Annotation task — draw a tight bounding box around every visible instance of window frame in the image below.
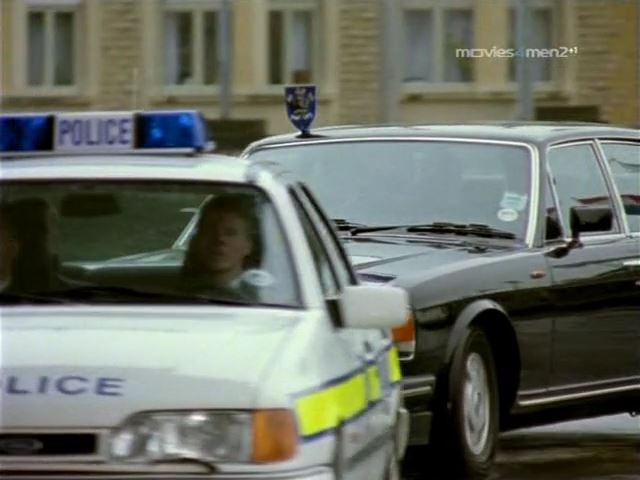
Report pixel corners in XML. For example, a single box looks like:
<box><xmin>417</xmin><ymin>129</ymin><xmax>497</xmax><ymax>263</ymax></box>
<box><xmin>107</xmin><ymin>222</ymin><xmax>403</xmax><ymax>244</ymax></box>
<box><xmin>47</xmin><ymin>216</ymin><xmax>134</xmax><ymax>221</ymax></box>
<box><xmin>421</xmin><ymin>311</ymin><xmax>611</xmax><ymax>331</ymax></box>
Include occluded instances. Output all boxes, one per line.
<box><xmin>14</xmin><ymin>0</ymin><xmax>83</xmax><ymax>96</ymax></box>
<box><xmin>542</xmin><ymin>171</ymin><xmax>565</xmax><ymax>243</ymax></box>
<box><xmin>288</xmin><ymin>186</ymin><xmax>342</xmax><ymax>300</ymax></box>
<box><xmin>297</xmin><ymin>182</ymin><xmax>357</xmax><ymax>287</ymax></box>
<box><xmin>266</xmin><ymin>0</ymin><xmax>321</xmax><ymax>88</ymax></box>
<box><xmin>595</xmin><ymin>139</ymin><xmax>640</xmax><ymax>236</ymax></box>
<box><xmin>401</xmin><ymin>0</ymin><xmax>475</xmax><ymax>88</ymax></box>
<box><xmin>505</xmin><ymin>0</ymin><xmax>562</xmax><ymax>88</ymax></box>
<box><xmin>160</xmin><ymin>0</ymin><xmax>224</xmax><ymax>94</ymax></box>
<box><xmin>546</xmin><ymin>141</ymin><xmax>625</xmax><ymax>241</ymax></box>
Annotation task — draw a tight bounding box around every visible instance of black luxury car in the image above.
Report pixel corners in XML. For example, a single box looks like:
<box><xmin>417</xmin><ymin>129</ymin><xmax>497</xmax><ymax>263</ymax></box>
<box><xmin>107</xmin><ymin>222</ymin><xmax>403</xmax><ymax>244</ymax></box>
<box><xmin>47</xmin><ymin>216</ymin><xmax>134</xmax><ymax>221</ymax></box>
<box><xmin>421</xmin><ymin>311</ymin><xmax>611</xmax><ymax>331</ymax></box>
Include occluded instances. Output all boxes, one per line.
<box><xmin>243</xmin><ymin>123</ymin><xmax>640</xmax><ymax>479</ymax></box>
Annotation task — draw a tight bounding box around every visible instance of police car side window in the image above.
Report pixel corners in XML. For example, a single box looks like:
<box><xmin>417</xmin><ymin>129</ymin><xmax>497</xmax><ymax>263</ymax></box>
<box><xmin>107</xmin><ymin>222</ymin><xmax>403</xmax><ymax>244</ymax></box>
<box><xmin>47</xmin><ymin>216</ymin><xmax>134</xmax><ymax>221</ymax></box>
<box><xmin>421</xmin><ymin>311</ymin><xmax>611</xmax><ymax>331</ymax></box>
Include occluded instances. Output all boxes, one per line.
<box><xmin>290</xmin><ymin>192</ymin><xmax>340</xmax><ymax>298</ymax></box>
<box><xmin>297</xmin><ymin>183</ymin><xmax>356</xmax><ymax>287</ymax></box>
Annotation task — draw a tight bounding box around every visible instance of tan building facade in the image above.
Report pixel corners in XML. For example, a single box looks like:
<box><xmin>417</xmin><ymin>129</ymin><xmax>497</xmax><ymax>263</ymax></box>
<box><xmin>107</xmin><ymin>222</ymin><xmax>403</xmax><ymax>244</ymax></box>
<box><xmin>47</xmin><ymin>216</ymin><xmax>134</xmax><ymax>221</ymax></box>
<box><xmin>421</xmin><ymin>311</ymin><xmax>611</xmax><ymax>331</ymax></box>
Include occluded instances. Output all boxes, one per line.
<box><xmin>1</xmin><ymin>0</ymin><xmax>638</xmax><ymax>138</ymax></box>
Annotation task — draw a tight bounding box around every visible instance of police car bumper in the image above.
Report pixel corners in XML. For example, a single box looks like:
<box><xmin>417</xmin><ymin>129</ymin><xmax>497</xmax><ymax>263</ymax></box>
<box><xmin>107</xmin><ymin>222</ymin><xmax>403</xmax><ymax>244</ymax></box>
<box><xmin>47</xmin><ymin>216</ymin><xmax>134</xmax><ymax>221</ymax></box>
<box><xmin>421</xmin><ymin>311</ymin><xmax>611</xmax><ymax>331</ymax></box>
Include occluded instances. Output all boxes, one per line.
<box><xmin>0</xmin><ymin>466</ymin><xmax>335</xmax><ymax>480</ymax></box>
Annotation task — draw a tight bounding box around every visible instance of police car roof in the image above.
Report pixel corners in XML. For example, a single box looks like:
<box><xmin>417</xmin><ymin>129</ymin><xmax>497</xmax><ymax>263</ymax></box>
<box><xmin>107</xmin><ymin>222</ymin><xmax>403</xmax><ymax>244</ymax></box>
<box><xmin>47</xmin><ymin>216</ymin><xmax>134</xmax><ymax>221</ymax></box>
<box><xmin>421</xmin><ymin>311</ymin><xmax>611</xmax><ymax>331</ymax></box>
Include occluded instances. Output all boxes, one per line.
<box><xmin>0</xmin><ymin>154</ymin><xmax>255</xmax><ymax>183</ymax></box>
<box><xmin>248</xmin><ymin>122</ymin><xmax>640</xmax><ymax>151</ymax></box>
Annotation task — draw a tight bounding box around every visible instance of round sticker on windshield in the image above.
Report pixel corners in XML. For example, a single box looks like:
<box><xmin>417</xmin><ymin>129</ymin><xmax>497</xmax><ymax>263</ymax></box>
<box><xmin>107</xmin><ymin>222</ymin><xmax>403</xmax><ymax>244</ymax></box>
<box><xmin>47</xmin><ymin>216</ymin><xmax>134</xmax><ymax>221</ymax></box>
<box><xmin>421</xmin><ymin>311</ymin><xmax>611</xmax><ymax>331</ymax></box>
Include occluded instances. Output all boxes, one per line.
<box><xmin>242</xmin><ymin>269</ymin><xmax>275</xmax><ymax>287</ymax></box>
<box><xmin>500</xmin><ymin>192</ymin><xmax>529</xmax><ymax>211</ymax></box>
<box><xmin>497</xmin><ymin>208</ymin><xmax>518</xmax><ymax>222</ymax></box>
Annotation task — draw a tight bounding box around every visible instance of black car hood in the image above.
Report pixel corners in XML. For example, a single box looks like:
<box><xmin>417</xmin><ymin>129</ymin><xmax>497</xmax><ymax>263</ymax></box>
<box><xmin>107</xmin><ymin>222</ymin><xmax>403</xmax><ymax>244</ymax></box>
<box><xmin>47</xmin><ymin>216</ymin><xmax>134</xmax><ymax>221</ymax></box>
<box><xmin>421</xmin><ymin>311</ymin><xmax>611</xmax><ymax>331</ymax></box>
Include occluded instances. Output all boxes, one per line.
<box><xmin>344</xmin><ymin>234</ymin><xmax>519</xmax><ymax>287</ymax></box>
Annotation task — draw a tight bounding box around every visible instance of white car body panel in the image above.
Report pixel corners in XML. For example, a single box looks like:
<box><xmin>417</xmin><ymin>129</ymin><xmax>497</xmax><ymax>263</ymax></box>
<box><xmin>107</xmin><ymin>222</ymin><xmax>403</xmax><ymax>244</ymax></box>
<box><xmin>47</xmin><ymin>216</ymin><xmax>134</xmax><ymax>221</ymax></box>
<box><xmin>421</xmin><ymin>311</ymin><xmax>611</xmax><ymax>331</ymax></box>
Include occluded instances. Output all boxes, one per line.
<box><xmin>0</xmin><ymin>151</ymin><xmax>405</xmax><ymax>480</ymax></box>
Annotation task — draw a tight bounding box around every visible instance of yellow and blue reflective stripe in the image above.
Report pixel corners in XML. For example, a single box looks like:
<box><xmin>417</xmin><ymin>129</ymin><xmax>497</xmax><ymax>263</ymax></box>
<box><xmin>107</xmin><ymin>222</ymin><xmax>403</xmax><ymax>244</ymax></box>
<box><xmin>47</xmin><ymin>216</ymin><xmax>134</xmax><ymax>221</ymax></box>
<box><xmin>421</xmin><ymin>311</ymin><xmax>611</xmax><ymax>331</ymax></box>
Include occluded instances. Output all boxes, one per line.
<box><xmin>366</xmin><ymin>364</ymin><xmax>382</xmax><ymax>402</ymax></box>
<box><xmin>389</xmin><ymin>345</ymin><xmax>402</xmax><ymax>383</ymax></box>
<box><xmin>293</xmin><ymin>343</ymin><xmax>402</xmax><ymax>441</ymax></box>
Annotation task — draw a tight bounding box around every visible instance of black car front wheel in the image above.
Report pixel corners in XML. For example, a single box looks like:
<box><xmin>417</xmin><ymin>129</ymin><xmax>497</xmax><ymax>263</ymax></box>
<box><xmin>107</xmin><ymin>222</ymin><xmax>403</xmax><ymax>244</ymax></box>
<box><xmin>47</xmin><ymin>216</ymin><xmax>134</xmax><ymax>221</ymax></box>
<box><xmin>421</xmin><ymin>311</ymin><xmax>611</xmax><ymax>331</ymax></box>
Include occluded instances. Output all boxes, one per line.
<box><xmin>430</xmin><ymin>326</ymin><xmax>500</xmax><ymax>479</ymax></box>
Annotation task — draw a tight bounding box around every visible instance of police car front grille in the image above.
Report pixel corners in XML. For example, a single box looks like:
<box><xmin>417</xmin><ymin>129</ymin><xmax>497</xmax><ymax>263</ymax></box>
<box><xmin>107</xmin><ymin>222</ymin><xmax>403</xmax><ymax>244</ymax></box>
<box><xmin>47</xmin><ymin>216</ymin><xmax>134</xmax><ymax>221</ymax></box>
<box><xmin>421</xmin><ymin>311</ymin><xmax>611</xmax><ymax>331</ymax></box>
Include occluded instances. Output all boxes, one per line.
<box><xmin>0</xmin><ymin>434</ymin><xmax>97</xmax><ymax>456</ymax></box>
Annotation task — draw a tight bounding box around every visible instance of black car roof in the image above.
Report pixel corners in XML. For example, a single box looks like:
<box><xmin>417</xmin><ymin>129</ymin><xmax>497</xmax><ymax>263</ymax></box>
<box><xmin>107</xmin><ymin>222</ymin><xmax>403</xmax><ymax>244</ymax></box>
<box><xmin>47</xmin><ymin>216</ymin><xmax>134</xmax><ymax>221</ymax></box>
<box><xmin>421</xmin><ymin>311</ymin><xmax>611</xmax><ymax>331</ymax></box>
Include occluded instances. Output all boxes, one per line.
<box><xmin>248</xmin><ymin>122</ymin><xmax>640</xmax><ymax>151</ymax></box>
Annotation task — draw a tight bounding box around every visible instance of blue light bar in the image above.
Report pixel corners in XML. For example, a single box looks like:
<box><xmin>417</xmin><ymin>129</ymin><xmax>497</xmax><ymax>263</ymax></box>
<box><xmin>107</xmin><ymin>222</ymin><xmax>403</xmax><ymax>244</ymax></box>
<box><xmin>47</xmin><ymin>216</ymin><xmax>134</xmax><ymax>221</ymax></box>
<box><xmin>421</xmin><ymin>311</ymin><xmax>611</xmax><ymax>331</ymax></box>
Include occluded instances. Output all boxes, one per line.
<box><xmin>138</xmin><ymin>111</ymin><xmax>207</xmax><ymax>151</ymax></box>
<box><xmin>0</xmin><ymin>115</ymin><xmax>53</xmax><ymax>153</ymax></box>
<box><xmin>0</xmin><ymin>110</ymin><xmax>208</xmax><ymax>154</ymax></box>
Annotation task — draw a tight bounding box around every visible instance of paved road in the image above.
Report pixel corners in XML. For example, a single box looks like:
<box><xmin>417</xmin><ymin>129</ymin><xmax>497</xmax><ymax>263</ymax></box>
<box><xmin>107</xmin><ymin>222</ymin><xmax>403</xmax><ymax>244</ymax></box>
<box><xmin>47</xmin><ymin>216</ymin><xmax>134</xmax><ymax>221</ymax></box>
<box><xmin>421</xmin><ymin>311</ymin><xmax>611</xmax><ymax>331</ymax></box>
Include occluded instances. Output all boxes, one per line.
<box><xmin>403</xmin><ymin>415</ymin><xmax>640</xmax><ymax>479</ymax></box>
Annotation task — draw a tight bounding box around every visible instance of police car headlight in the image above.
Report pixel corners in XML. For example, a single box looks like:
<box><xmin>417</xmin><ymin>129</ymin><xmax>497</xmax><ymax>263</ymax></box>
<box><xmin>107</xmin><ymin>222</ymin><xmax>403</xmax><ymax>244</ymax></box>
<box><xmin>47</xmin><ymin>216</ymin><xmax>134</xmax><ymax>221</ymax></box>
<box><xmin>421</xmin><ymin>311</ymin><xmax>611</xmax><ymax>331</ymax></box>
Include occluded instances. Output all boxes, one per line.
<box><xmin>109</xmin><ymin>411</ymin><xmax>252</xmax><ymax>463</ymax></box>
<box><xmin>108</xmin><ymin>410</ymin><xmax>297</xmax><ymax>464</ymax></box>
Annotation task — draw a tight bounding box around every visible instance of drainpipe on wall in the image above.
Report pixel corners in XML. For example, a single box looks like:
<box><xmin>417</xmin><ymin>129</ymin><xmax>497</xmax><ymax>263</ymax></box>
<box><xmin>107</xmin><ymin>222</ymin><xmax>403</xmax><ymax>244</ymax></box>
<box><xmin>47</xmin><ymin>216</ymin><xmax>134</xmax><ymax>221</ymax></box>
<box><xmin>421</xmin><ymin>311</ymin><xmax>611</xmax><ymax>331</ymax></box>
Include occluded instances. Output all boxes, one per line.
<box><xmin>379</xmin><ymin>0</ymin><xmax>400</xmax><ymax>123</ymax></box>
<box><xmin>515</xmin><ymin>0</ymin><xmax>534</xmax><ymax>120</ymax></box>
<box><xmin>219</xmin><ymin>0</ymin><xmax>232</xmax><ymax>119</ymax></box>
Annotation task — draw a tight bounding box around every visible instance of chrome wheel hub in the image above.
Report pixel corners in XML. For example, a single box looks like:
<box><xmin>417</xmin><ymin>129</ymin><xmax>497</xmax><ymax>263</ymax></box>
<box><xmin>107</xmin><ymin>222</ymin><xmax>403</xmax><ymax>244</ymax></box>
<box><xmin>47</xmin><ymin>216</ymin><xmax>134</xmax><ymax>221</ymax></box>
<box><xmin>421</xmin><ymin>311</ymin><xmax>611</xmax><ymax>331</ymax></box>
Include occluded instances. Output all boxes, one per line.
<box><xmin>462</xmin><ymin>352</ymin><xmax>490</xmax><ymax>455</ymax></box>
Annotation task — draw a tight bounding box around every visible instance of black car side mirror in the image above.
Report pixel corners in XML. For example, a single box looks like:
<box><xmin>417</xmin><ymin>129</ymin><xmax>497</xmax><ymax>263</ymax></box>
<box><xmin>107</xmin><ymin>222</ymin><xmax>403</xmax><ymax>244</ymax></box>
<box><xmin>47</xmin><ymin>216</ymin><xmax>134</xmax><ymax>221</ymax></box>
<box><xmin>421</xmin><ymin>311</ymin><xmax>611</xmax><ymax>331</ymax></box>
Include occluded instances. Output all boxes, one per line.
<box><xmin>569</xmin><ymin>205</ymin><xmax>613</xmax><ymax>247</ymax></box>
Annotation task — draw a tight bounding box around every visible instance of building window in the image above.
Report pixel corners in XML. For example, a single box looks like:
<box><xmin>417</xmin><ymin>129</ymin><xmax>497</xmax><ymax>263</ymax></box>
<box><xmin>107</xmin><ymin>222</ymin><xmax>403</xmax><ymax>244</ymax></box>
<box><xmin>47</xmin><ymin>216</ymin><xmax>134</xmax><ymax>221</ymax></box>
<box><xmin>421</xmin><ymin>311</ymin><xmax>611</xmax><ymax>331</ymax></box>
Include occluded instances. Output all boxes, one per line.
<box><xmin>26</xmin><ymin>5</ymin><xmax>78</xmax><ymax>87</ymax></box>
<box><xmin>403</xmin><ymin>3</ymin><xmax>474</xmax><ymax>83</ymax></box>
<box><xmin>404</xmin><ymin>10</ymin><xmax>434</xmax><ymax>82</ymax></box>
<box><xmin>443</xmin><ymin>9</ymin><xmax>473</xmax><ymax>82</ymax></box>
<box><xmin>163</xmin><ymin>1</ymin><xmax>220</xmax><ymax>86</ymax></box>
<box><xmin>508</xmin><ymin>4</ymin><xmax>556</xmax><ymax>82</ymax></box>
<box><xmin>268</xmin><ymin>1</ymin><xmax>318</xmax><ymax>85</ymax></box>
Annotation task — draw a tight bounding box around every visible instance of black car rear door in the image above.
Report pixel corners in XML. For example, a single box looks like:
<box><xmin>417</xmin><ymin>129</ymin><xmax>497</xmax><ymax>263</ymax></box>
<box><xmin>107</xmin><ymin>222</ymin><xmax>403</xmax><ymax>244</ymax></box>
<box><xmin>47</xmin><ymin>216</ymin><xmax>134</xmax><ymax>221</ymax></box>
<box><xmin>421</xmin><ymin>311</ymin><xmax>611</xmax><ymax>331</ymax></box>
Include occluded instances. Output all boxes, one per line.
<box><xmin>545</xmin><ymin>141</ymin><xmax>640</xmax><ymax>390</ymax></box>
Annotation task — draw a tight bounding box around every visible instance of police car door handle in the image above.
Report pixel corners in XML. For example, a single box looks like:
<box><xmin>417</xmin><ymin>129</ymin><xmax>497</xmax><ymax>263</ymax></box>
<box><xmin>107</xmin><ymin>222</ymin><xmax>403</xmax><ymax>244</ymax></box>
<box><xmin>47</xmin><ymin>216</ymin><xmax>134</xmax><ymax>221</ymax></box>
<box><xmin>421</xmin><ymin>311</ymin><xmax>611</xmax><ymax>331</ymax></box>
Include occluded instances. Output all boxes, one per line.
<box><xmin>623</xmin><ymin>259</ymin><xmax>640</xmax><ymax>268</ymax></box>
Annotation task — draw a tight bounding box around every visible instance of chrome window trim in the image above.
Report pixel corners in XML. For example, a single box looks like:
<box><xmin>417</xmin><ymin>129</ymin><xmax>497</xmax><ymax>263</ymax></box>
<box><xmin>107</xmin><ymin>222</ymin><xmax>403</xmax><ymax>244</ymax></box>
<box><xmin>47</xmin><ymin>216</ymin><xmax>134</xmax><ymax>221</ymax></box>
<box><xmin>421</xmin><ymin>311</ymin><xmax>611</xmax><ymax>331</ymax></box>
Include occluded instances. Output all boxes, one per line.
<box><xmin>542</xmin><ymin>164</ymin><xmax>568</xmax><ymax>240</ymax></box>
<box><xmin>596</xmin><ymin>139</ymin><xmax>640</xmax><ymax>235</ymax></box>
<box><xmin>247</xmin><ymin>137</ymin><xmax>539</xmax><ymax>248</ymax></box>
<box><xmin>518</xmin><ymin>381</ymin><xmax>640</xmax><ymax>407</ymax></box>
<box><xmin>598</xmin><ymin>139</ymin><xmax>640</xmax><ymax>146</ymax></box>
<box><xmin>578</xmin><ymin>233</ymin><xmax>629</xmax><ymax>244</ymax></box>
<box><xmin>546</xmin><ymin>140</ymin><xmax>624</xmax><ymax>242</ymax></box>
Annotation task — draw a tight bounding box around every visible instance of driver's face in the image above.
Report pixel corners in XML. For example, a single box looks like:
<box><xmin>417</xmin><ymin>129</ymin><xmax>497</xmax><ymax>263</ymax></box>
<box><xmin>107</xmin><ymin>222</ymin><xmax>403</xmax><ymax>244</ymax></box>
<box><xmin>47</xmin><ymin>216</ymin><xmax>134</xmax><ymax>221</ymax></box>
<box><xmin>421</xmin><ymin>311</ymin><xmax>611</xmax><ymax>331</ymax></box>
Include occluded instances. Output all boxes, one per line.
<box><xmin>195</xmin><ymin>210</ymin><xmax>253</xmax><ymax>277</ymax></box>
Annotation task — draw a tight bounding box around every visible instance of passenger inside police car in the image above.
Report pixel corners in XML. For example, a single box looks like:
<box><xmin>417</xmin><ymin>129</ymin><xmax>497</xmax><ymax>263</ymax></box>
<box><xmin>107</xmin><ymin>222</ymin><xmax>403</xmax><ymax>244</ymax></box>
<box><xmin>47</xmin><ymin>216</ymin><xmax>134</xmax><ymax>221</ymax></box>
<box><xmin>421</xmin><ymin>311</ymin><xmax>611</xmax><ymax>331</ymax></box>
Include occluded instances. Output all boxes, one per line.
<box><xmin>0</xmin><ymin>198</ymin><xmax>73</xmax><ymax>295</ymax></box>
<box><xmin>0</xmin><ymin>205</ymin><xmax>20</xmax><ymax>294</ymax></box>
<box><xmin>181</xmin><ymin>194</ymin><xmax>263</xmax><ymax>301</ymax></box>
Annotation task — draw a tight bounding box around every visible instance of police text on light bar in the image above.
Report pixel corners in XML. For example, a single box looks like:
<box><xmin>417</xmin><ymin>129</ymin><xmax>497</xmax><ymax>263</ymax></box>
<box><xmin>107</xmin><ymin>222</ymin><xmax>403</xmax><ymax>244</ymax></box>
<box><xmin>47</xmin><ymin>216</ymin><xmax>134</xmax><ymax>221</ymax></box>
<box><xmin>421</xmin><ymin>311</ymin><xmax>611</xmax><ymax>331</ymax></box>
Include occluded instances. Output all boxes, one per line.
<box><xmin>0</xmin><ymin>110</ymin><xmax>208</xmax><ymax>155</ymax></box>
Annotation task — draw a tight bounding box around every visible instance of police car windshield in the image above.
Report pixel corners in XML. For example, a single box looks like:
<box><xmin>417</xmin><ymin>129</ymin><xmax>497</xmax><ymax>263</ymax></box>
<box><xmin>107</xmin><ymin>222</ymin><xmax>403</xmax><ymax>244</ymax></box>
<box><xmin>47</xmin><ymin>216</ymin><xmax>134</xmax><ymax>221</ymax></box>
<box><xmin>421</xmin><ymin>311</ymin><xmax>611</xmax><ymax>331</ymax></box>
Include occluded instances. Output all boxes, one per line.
<box><xmin>0</xmin><ymin>181</ymin><xmax>301</xmax><ymax>308</ymax></box>
<box><xmin>249</xmin><ymin>141</ymin><xmax>533</xmax><ymax>240</ymax></box>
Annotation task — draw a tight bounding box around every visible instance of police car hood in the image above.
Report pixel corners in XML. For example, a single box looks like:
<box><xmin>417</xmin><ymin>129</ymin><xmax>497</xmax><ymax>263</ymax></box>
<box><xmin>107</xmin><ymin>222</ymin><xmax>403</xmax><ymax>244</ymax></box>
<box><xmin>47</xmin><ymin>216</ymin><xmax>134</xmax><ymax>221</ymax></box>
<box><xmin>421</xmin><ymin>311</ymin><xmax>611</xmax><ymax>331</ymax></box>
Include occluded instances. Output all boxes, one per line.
<box><xmin>0</xmin><ymin>306</ymin><xmax>298</xmax><ymax>428</ymax></box>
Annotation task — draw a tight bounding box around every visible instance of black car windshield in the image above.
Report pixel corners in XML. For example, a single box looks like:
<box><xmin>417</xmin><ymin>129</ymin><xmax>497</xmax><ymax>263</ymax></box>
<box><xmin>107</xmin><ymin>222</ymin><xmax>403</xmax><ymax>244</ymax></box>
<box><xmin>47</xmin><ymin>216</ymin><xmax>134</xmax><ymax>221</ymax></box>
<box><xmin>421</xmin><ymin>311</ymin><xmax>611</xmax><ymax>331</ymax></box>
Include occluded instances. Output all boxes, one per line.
<box><xmin>0</xmin><ymin>181</ymin><xmax>300</xmax><ymax>307</ymax></box>
<box><xmin>249</xmin><ymin>140</ymin><xmax>533</xmax><ymax>240</ymax></box>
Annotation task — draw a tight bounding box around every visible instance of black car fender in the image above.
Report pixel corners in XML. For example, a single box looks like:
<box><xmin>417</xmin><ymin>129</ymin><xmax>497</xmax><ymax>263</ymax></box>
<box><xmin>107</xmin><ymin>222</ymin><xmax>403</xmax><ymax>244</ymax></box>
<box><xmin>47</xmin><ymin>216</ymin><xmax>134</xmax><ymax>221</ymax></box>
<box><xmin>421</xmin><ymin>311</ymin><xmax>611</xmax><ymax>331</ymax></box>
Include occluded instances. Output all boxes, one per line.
<box><xmin>445</xmin><ymin>299</ymin><xmax>508</xmax><ymax>361</ymax></box>
<box><xmin>443</xmin><ymin>299</ymin><xmax>521</xmax><ymax>414</ymax></box>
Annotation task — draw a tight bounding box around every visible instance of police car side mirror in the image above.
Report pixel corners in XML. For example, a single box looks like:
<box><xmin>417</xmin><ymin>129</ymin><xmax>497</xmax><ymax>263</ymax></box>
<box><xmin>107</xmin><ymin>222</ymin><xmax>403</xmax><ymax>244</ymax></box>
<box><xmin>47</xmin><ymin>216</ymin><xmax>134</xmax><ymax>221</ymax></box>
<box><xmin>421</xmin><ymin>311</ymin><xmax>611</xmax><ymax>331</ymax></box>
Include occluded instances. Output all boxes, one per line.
<box><xmin>339</xmin><ymin>285</ymin><xmax>409</xmax><ymax>329</ymax></box>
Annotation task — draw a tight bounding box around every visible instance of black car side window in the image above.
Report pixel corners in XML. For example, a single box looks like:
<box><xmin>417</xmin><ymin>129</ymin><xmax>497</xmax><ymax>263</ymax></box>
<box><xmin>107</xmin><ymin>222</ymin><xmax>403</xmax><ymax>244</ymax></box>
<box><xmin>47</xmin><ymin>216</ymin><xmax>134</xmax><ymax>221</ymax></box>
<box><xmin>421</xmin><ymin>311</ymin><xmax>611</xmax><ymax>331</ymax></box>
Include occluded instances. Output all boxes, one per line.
<box><xmin>548</xmin><ymin>143</ymin><xmax>620</xmax><ymax>235</ymax></box>
<box><xmin>601</xmin><ymin>142</ymin><xmax>640</xmax><ymax>233</ymax></box>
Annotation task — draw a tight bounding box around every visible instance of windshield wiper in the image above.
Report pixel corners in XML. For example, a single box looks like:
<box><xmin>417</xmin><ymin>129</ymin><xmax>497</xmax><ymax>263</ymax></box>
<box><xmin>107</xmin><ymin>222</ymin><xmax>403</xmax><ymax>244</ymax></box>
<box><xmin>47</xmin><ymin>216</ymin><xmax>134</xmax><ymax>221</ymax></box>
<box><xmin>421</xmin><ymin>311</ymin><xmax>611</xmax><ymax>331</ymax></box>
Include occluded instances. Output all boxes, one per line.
<box><xmin>351</xmin><ymin>222</ymin><xmax>517</xmax><ymax>239</ymax></box>
<box><xmin>332</xmin><ymin>218</ymin><xmax>369</xmax><ymax>231</ymax></box>
<box><xmin>406</xmin><ymin>222</ymin><xmax>517</xmax><ymax>239</ymax></box>
<box><xmin>350</xmin><ymin>224</ymin><xmax>407</xmax><ymax>235</ymax></box>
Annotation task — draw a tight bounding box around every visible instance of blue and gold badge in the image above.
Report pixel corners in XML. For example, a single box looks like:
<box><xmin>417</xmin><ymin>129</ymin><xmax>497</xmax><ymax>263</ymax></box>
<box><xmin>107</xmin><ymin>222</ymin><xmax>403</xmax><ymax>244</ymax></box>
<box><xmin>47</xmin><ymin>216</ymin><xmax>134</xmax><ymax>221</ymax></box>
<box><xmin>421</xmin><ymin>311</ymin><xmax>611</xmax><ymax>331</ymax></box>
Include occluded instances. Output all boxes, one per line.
<box><xmin>285</xmin><ymin>85</ymin><xmax>316</xmax><ymax>136</ymax></box>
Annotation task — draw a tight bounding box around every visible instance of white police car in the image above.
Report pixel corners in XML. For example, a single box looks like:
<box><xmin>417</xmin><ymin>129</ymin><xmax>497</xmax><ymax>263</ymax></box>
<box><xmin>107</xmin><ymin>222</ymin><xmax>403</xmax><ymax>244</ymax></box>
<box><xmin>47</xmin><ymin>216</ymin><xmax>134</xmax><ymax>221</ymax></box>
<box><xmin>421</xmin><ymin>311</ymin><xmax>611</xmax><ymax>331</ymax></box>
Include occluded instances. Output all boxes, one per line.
<box><xmin>0</xmin><ymin>111</ymin><xmax>409</xmax><ymax>479</ymax></box>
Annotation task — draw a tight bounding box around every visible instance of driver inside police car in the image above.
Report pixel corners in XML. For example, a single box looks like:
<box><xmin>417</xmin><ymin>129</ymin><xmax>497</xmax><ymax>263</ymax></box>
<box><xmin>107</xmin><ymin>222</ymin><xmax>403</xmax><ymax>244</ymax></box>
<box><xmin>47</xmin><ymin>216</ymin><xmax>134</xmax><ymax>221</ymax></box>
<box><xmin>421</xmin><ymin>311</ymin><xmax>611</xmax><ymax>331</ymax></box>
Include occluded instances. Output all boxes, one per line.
<box><xmin>0</xmin><ymin>198</ymin><xmax>71</xmax><ymax>294</ymax></box>
<box><xmin>0</xmin><ymin>205</ymin><xmax>20</xmax><ymax>293</ymax></box>
<box><xmin>181</xmin><ymin>194</ymin><xmax>262</xmax><ymax>300</ymax></box>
